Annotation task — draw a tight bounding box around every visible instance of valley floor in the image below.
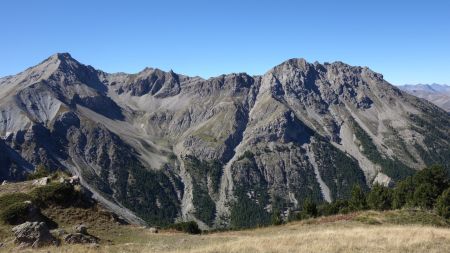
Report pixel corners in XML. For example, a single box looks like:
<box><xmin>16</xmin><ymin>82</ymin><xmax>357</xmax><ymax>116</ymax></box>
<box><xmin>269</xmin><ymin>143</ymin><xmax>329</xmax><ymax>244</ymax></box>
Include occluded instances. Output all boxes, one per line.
<box><xmin>3</xmin><ymin>211</ymin><xmax>450</xmax><ymax>253</ymax></box>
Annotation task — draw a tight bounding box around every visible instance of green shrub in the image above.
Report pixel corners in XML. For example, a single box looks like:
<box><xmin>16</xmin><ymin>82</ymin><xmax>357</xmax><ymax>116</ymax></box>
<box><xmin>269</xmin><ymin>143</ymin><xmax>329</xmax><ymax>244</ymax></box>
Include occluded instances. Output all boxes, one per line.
<box><xmin>436</xmin><ymin>188</ymin><xmax>450</xmax><ymax>219</ymax></box>
<box><xmin>383</xmin><ymin>209</ymin><xmax>449</xmax><ymax>227</ymax></box>
<box><xmin>0</xmin><ymin>193</ymin><xmax>36</xmax><ymax>224</ymax></box>
<box><xmin>318</xmin><ymin>200</ymin><xmax>349</xmax><ymax>216</ymax></box>
<box><xmin>0</xmin><ymin>193</ymin><xmax>33</xmax><ymax>211</ymax></box>
<box><xmin>0</xmin><ymin>202</ymin><xmax>32</xmax><ymax>224</ymax></box>
<box><xmin>169</xmin><ymin>221</ymin><xmax>201</xmax><ymax>234</ymax></box>
<box><xmin>30</xmin><ymin>182</ymin><xmax>77</xmax><ymax>206</ymax></box>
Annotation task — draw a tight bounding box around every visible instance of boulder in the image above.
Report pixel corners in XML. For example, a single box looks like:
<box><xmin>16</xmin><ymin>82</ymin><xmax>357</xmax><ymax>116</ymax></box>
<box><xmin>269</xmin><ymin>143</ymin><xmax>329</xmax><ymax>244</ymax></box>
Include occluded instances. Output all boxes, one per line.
<box><xmin>1</xmin><ymin>180</ymin><xmax>7</xmax><ymax>185</ymax></box>
<box><xmin>63</xmin><ymin>233</ymin><xmax>100</xmax><ymax>244</ymax></box>
<box><xmin>69</xmin><ymin>176</ymin><xmax>80</xmax><ymax>185</ymax></box>
<box><xmin>12</xmin><ymin>222</ymin><xmax>58</xmax><ymax>248</ymax></box>
<box><xmin>75</xmin><ymin>224</ymin><xmax>88</xmax><ymax>234</ymax></box>
<box><xmin>149</xmin><ymin>227</ymin><xmax>159</xmax><ymax>233</ymax></box>
<box><xmin>32</xmin><ymin>177</ymin><xmax>49</xmax><ymax>186</ymax></box>
<box><xmin>51</xmin><ymin>228</ymin><xmax>68</xmax><ymax>237</ymax></box>
<box><xmin>59</xmin><ymin>176</ymin><xmax>80</xmax><ymax>185</ymax></box>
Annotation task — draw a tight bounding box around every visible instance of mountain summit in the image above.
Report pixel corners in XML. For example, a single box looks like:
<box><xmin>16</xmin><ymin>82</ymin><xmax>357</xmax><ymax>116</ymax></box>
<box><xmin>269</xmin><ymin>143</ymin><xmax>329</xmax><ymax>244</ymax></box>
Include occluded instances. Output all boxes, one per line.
<box><xmin>1</xmin><ymin>54</ymin><xmax>449</xmax><ymax>228</ymax></box>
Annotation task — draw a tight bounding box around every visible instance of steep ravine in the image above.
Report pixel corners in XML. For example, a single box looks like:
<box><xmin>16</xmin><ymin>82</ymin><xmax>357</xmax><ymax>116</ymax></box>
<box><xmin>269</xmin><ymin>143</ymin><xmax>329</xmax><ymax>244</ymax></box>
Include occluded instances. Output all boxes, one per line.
<box><xmin>215</xmin><ymin>80</ymin><xmax>262</xmax><ymax>227</ymax></box>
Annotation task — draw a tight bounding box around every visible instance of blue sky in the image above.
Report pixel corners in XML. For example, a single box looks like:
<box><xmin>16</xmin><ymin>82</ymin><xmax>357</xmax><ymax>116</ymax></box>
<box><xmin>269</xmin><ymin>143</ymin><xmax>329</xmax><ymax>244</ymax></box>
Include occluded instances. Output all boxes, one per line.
<box><xmin>0</xmin><ymin>0</ymin><xmax>449</xmax><ymax>85</ymax></box>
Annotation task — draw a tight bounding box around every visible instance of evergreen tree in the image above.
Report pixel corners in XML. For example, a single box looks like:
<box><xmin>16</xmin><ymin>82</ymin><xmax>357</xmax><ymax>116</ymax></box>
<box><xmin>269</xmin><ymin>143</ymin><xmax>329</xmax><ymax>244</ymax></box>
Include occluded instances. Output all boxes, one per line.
<box><xmin>298</xmin><ymin>198</ymin><xmax>318</xmax><ymax>219</ymax></box>
<box><xmin>413</xmin><ymin>183</ymin><xmax>439</xmax><ymax>209</ymax></box>
<box><xmin>349</xmin><ymin>184</ymin><xmax>367</xmax><ymax>211</ymax></box>
<box><xmin>392</xmin><ymin>176</ymin><xmax>415</xmax><ymax>209</ymax></box>
<box><xmin>367</xmin><ymin>184</ymin><xmax>392</xmax><ymax>211</ymax></box>
<box><xmin>436</xmin><ymin>188</ymin><xmax>450</xmax><ymax>219</ymax></box>
<box><xmin>271</xmin><ymin>208</ymin><xmax>283</xmax><ymax>225</ymax></box>
<box><xmin>413</xmin><ymin>165</ymin><xmax>449</xmax><ymax>194</ymax></box>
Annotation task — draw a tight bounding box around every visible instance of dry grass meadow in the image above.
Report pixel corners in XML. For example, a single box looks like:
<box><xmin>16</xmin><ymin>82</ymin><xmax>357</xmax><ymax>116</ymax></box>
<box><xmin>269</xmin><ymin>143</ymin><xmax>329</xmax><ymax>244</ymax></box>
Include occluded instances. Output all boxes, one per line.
<box><xmin>3</xmin><ymin>211</ymin><xmax>450</xmax><ymax>253</ymax></box>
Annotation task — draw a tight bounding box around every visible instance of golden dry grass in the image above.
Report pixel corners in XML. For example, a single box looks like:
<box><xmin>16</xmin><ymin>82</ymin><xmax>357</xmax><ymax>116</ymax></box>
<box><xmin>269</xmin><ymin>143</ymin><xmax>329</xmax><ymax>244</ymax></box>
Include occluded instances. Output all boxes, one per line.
<box><xmin>6</xmin><ymin>221</ymin><xmax>450</xmax><ymax>253</ymax></box>
<box><xmin>0</xmin><ymin>181</ymin><xmax>35</xmax><ymax>197</ymax></box>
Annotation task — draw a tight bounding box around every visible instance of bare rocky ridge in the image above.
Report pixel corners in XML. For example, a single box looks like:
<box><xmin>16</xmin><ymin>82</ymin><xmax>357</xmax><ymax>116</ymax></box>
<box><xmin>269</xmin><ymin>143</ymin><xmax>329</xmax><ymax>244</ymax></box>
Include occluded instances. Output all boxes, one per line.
<box><xmin>1</xmin><ymin>53</ymin><xmax>449</xmax><ymax>228</ymax></box>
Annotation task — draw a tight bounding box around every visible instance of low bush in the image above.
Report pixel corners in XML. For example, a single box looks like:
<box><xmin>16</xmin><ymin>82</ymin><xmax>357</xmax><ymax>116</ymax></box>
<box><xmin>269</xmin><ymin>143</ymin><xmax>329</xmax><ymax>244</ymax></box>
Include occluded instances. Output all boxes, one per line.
<box><xmin>0</xmin><ymin>202</ymin><xmax>32</xmax><ymax>224</ymax></box>
<box><xmin>0</xmin><ymin>193</ymin><xmax>33</xmax><ymax>210</ymax></box>
<box><xmin>318</xmin><ymin>200</ymin><xmax>351</xmax><ymax>216</ymax></box>
<box><xmin>169</xmin><ymin>221</ymin><xmax>201</xmax><ymax>234</ymax></box>
<box><xmin>0</xmin><ymin>193</ymin><xmax>35</xmax><ymax>224</ymax></box>
<box><xmin>30</xmin><ymin>182</ymin><xmax>77</xmax><ymax>206</ymax></box>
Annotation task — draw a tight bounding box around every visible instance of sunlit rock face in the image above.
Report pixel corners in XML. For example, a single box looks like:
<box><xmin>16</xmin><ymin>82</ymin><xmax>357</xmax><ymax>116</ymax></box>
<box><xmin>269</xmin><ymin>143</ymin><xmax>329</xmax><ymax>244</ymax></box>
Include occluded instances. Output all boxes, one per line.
<box><xmin>1</xmin><ymin>53</ymin><xmax>449</xmax><ymax>228</ymax></box>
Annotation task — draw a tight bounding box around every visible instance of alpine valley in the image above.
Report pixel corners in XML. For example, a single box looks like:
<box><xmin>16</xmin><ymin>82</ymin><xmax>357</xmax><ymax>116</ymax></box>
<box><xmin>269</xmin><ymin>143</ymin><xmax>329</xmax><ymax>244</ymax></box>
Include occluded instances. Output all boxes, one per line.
<box><xmin>1</xmin><ymin>53</ymin><xmax>449</xmax><ymax>229</ymax></box>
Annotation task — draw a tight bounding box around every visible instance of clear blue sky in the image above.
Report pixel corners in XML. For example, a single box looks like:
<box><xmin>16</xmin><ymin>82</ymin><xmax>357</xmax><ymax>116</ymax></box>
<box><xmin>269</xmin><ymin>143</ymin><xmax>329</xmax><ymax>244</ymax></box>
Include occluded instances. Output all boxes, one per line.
<box><xmin>1</xmin><ymin>0</ymin><xmax>449</xmax><ymax>85</ymax></box>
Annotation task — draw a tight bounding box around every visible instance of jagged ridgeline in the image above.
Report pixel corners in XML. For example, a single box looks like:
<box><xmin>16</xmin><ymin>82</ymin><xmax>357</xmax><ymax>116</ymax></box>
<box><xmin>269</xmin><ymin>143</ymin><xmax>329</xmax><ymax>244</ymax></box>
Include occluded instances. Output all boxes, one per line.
<box><xmin>1</xmin><ymin>53</ymin><xmax>449</xmax><ymax>229</ymax></box>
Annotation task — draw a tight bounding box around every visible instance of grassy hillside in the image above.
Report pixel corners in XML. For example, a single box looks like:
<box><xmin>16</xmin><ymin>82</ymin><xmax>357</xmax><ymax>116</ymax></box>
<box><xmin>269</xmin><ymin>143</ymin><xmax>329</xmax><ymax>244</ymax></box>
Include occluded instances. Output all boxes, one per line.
<box><xmin>2</xmin><ymin>210</ymin><xmax>449</xmax><ymax>253</ymax></box>
<box><xmin>0</xmin><ymin>176</ymin><xmax>127</xmax><ymax>249</ymax></box>
<box><xmin>1</xmin><ymin>166</ymin><xmax>450</xmax><ymax>252</ymax></box>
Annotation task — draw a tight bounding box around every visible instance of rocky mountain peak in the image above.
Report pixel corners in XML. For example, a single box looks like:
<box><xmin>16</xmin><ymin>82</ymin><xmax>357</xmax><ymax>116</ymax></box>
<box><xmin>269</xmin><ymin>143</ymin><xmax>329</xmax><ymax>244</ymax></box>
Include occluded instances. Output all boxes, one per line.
<box><xmin>41</xmin><ymin>52</ymin><xmax>83</xmax><ymax>73</ymax></box>
<box><xmin>1</xmin><ymin>53</ymin><xmax>450</xmax><ymax>229</ymax></box>
<box><xmin>47</xmin><ymin>52</ymin><xmax>74</xmax><ymax>62</ymax></box>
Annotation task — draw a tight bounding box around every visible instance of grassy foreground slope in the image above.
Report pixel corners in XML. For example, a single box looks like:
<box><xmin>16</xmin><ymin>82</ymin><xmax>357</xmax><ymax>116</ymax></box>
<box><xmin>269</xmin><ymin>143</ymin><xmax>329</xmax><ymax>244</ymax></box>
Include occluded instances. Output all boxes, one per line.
<box><xmin>4</xmin><ymin>210</ymin><xmax>449</xmax><ymax>253</ymax></box>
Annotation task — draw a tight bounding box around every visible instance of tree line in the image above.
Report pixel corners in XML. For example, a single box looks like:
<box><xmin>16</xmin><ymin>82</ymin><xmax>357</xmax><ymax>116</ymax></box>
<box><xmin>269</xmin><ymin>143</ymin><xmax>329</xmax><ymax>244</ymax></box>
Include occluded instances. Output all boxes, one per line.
<box><xmin>290</xmin><ymin>165</ymin><xmax>450</xmax><ymax>222</ymax></box>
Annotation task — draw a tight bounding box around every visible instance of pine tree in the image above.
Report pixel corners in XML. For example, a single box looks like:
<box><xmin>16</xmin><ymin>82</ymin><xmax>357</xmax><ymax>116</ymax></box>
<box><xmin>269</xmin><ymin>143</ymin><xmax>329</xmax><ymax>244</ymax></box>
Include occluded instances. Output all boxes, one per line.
<box><xmin>436</xmin><ymin>188</ymin><xmax>450</xmax><ymax>219</ymax></box>
<box><xmin>413</xmin><ymin>183</ymin><xmax>439</xmax><ymax>209</ymax></box>
<box><xmin>271</xmin><ymin>208</ymin><xmax>283</xmax><ymax>225</ymax></box>
<box><xmin>349</xmin><ymin>184</ymin><xmax>367</xmax><ymax>211</ymax></box>
<box><xmin>392</xmin><ymin>176</ymin><xmax>415</xmax><ymax>209</ymax></box>
<box><xmin>367</xmin><ymin>184</ymin><xmax>392</xmax><ymax>211</ymax></box>
<box><xmin>302</xmin><ymin>198</ymin><xmax>318</xmax><ymax>218</ymax></box>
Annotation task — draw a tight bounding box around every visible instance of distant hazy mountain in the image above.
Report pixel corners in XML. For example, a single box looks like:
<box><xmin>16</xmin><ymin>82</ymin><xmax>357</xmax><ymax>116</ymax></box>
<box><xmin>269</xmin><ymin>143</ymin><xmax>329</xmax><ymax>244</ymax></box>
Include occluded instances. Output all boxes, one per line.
<box><xmin>398</xmin><ymin>84</ymin><xmax>450</xmax><ymax>112</ymax></box>
<box><xmin>1</xmin><ymin>53</ymin><xmax>450</xmax><ymax>229</ymax></box>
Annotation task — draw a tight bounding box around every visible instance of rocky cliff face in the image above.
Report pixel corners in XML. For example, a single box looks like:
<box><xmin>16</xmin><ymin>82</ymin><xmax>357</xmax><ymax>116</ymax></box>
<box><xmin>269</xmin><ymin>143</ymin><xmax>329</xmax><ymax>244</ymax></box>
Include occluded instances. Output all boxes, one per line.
<box><xmin>1</xmin><ymin>53</ymin><xmax>449</xmax><ymax>228</ymax></box>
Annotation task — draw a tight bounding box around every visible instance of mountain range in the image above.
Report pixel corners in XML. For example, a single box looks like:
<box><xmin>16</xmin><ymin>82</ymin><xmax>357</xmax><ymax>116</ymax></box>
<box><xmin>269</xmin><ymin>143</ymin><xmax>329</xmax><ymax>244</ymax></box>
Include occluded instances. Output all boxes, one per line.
<box><xmin>1</xmin><ymin>53</ymin><xmax>449</xmax><ymax>229</ymax></box>
<box><xmin>398</xmin><ymin>84</ymin><xmax>450</xmax><ymax>112</ymax></box>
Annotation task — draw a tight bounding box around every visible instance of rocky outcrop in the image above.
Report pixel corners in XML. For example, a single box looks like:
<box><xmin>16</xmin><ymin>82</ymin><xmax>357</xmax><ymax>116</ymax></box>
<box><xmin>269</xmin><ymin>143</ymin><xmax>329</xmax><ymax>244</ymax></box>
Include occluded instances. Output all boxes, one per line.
<box><xmin>64</xmin><ymin>233</ymin><xmax>99</xmax><ymax>244</ymax></box>
<box><xmin>12</xmin><ymin>221</ymin><xmax>58</xmax><ymax>248</ymax></box>
<box><xmin>63</xmin><ymin>224</ymin><xmax>100</xmax><ymax>244</ymax></box>
<box><xmin>1</xmin><ymin>53</ymin><xmax>450</xmax><ymax>229</ymax></box>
